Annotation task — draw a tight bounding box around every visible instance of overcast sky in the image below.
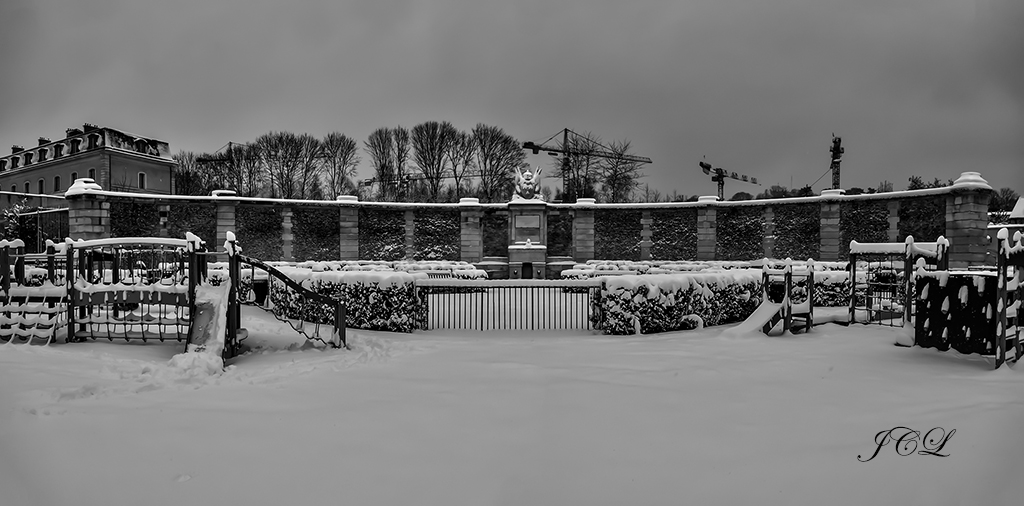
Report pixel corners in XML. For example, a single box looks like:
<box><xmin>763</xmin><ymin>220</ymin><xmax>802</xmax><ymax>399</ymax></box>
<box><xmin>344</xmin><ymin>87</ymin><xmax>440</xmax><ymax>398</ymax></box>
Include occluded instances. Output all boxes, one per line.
<box><xmin>2</xmin><ymin>0</ymin><xmax>1021</xmax><ymax>197</ymax></box>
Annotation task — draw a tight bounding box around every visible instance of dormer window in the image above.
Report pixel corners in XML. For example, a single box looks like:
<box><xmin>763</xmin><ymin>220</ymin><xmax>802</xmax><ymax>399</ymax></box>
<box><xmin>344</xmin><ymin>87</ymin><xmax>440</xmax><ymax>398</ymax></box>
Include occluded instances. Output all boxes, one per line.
<box><xmin>0</xmin><ymin>160</ymin><xmax>6</xmax><ymax>171</ymax></box>
<box><xmin>38</xmin><ymin>148</ymin><xmax>47</xmax><ymax>162</ymax></box>
<box><xmin>54</xmin><ymin>144</ymin><xmax>64</xmax><ymax>157</ymax></box>
<box><xmin>11</xmin><ymin>156</ymin><xmax>19</xmax><ymax>169</ymax></box>
<box><xmin>23</xmin><ymin>152</ymin><xmax>33</xmax><ymax>165</ymax></box>
<box><xmin>87</xmin><ymin>134</ymin><xmax>100</xmax><ymax>150</ymax></box>
<box><xmin>70</xmin><ymin>138</ymin><xmax>81</xmax><ymax>154</ymax></box>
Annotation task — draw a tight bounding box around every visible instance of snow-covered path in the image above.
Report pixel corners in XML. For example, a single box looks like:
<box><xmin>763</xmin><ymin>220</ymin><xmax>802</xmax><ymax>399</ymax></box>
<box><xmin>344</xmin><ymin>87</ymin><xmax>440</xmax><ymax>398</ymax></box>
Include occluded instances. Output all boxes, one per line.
<box><xmin>1</xmin><ymin>311</ymin><xmax>1021</xmax><ymax>505</ymax></box>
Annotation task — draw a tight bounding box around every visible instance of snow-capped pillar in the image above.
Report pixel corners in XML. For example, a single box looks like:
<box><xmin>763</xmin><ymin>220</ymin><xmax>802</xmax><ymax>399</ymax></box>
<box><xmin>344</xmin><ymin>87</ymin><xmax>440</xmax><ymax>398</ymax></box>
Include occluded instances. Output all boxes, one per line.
<box><xmin>337</xmin><ymin>196</ymin><xmax>359</xmax><ymax>261</ymax></box>
<box><xmin>945</xmin><ymin>172</ymin><xmax>994</xmax><ymax>268</ymax></box>
<box><xmin>281</xmin><ymin>207</ymin><xmax>294</xmax><ymax>261</ymax></box>
<box><xmin>762</xmin><ymin>205</ymin><xmax>775</xmax><ymax>259</ymax></box>
<box><xmin>572</xmin><ymin>198</ymin><xmax>596</xmax><ymax>262</ymax></box>
<box><xmin>640</xmin><ymin>210</ymin><xmax>653</xmax><ymax>260</ymax></box>
<box><xmin>819</xmin><ymin>189</ymin><xmax>844</xmax><ymax>261</ymax></box>
<box><xmin>215</xmin><ymin>202</ymin><xmax>236</xmax><ymax>254</ymax></box>
<box><xmin>64</xmin><ymin>178</ymin><xmax>110</xmax><ymax>241</ymax></box>
<box><xmin>404</xmin><ymin>210</ymin><xmax>416</xmax><ymax>260</ymax></box>
<box><xmin>696</xmin><ymin>196</ymin><xmax>718</xmax><ymax>261</ymax></box>
<box><xmin>887</xmin><ymin>200</ymin><xmax>900</xmax><ymax>243</ymax></box>
<box><xmin>459</xmin><ymin>198</ymin><xmax>483</xmax><ymax>263</ymax></box>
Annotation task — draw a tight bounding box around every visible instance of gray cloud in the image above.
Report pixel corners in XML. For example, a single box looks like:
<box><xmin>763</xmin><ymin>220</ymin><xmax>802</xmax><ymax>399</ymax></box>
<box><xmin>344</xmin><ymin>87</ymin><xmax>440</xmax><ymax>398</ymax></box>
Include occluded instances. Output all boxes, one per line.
<box><xmin>1</xmin><ymin>0</ymin><xmax>1020</xmax><ymax>195</ymax></box>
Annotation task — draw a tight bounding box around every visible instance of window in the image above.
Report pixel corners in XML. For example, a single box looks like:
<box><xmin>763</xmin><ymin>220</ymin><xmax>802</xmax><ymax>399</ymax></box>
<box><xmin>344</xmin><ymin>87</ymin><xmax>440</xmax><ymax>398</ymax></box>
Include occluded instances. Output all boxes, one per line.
<box><xmin>54</xmin><ymin>175</ymin><xmax>62</xmax><ymax>192</ymax></box>
<box><xmin>138</xmin><ymin>172</ymin><xmax>147</xmax><ymax>189</ymax></box>
<box><xmin>24</xmin><ymin>182</ymin><xmax>30</xmax><ymax>193</ymax></box>
<box><xmin>0</xmin><ymin>160</ymin><xmax>6</xmax><ymax>171</ymax></box>
<box><xmin>71</xmin><ymin>171</ymin><xmax>78</xmax><ymax>182</ymax></box>
<box><xmin>10</xmin><ymin>184</ymin><xmax>16</xmax><ymax>193</ymax></box>
<box><xmin>70</xmin><ymin>139</ymin><xmax>81</xmax><ymax>154</ymax></box>
<box><xmin>37</xmin><ymin>178</ymin><xmax>44</xmax><ymax>194</ymax></box>
<box><xmin>23</xmin><ymin>152</ymin><xmax>33</xmax><ymax>164</ymax></box>
<box><xmin>54</xmin><ymin>144</ymin><xmax>64</xmax><ymax>157</ymax></box>
<box><xmin>38</xmin><ymin>148</ymin><xmax>47</xmax><ymax>162</ymax></box>
<box><xmin>88</xmin><ymin>168</ymin><xmax>96</xmax><ymax>180</ymax></box>
<box><xmin>11</xmin><ymin>156</ymin><xmax>19</xmax><ymax>169</ymax></box>
<box><xmin>87</xmin><ymin>134</ymin><xmax>100</xmax><ymax>150</ymax></box>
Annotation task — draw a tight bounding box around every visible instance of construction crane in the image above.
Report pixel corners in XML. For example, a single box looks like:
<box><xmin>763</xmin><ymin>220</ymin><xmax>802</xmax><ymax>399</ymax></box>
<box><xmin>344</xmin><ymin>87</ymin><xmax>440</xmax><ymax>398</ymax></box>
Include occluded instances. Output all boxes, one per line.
<box><xmin>829</xmin><ymin>134</ymin><xmax>844</xmax><ymax>189</ymax></box>
<box><xmin>699</xmin><ymin>158</ymin><xmax>760</xmax><ymax>200</ymax></box>
<box><xmin>522</xmin><ymin>128</ymin><xmax>652</xmax><ymax>202</ymax></box>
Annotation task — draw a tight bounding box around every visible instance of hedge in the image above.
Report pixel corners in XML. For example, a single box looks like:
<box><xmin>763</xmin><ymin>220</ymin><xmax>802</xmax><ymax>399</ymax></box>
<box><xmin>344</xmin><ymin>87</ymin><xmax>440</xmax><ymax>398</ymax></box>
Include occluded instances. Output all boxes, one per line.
<box><xmin>292</xmin><ymin>206</ymin><xmax>341</xmax><ymax>261</ymax></box>
<box><xmin>546</xmin><ymin>211</ymin><xmax>573</xmax><ymax>257</ymax></box>
<box><xmin>358</xmin><ymin>208</ymin><xmax>406</xmax><ymax>261</ymax></box>
<box><xmin>716</xmin><ymin>207</ymin><xmax>764</xmax><ymax>260</ymax></box>
<box><xmin>413</xmin><ymin>209</ymin><xmax>460</xmax><ymax>261</ymax></box>
<box><xmin>235</xmin><ymin>206</ymin><xmax>283</xmax><ymax>260</ymax></box>
<box><xmin>771</xmin><ymin>204</ymin><xmax>820</xmax><ymax>261</ymax></box>
<box><xmin>839</xmin><ymin>200</ymin><xmax>889</xmax><ymax>258</ymax></box>
<box><xmin>167</xmin><ymin>204</ymin><xmax>217</xmax><ymax>247</ymax></box>
<box><xmin>482</xmin><ymin>211</ymin><xmax>509</xmax><ymax>257</ymax></box>
<box><xmin>898</xmin><ymin>195</ymin><xmax>946</xmax><ymax>243</ymax></box>
<box><xmin>110</xmin><ymin>200</ymin><xmax>160</xmax><ymax>238</ymax></box>
<box><xmin>650</xmin><ymin>209</ymin><xmax>697</xmax><ymax>260</ymax></box>
<box><xmin>595</xmin><ymin>209</ymin><xmax>641</xmax><ymax>261</ymax></box>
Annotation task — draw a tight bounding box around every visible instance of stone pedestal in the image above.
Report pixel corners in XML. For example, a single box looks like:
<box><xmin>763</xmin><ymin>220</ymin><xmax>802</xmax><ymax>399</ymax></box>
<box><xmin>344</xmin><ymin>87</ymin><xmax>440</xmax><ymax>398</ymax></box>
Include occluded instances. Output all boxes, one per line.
<box><xmin>508</xmin><ymin>242</ymin><xmax>547</xmax><ymax>279</ymax></box>
<box><xmin>507</xmin><ymin>199</ymin><xmax>548</xmax><ymax>278</ymax></box>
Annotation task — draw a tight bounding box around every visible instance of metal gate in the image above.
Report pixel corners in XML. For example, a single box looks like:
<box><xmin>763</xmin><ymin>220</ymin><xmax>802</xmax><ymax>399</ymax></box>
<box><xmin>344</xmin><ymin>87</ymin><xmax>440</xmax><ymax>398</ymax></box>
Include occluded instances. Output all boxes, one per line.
<box><xmin>17</xmin><ymin>208</ymin><xmax>69</xmax><ymax>253</ymax></box>
<box><xmin>415</xmin><ymin>279</ymin><xmax>604</xmax><ymax>331</ymax></box>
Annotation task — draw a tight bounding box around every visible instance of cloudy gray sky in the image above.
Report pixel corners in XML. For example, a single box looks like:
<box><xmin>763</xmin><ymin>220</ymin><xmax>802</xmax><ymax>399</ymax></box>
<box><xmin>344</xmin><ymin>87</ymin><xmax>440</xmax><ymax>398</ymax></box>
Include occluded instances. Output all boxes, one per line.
<box><xmin>2</xmin><ymin>0</ymin><xmax>1021</xmax><ymax>197</ymax></box>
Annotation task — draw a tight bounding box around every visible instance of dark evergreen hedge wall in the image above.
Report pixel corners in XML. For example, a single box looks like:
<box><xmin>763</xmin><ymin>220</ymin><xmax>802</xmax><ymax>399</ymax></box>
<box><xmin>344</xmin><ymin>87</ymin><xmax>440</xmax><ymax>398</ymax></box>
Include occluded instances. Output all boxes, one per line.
<box><xmin>167</xmin><ymin>204</ymin><xmax>217</xmax><ymax>246</ymax></box>
<box><xmin>772</xmin><ymin>203</ymin><xmax>820</xmax><ymax>261</ymax></box>
<box><xmin>235</xmin><ymin>206</ymin><xmax>283</xmax><ymax>260</ymax></box>
<box><xmin>840</xmin><ymin>200</ymin><xmax>890</xmax><ymax>258</ymax></box>
<box><xmin>650</xmin><ymin>209</ymin><xmax>697</xmax><ymax>260</ymax></box>
<box><xmin>546</xmin><ymin>211</ymin><xmax>573</xmax><ymax>257</ymax></box>
<box><xmin>898</xmin><ymin>195</ymin><xmax>946</xmax><ymax>243</ymax></box>
<box><xmin>482</xmin><ymin>211</ymin><xmax>509</xmax><ymax>258</ymax></box>
<box><xmin>594</xmin><ymin>209</ymin><xmax>642</xmax><ymax>261</ymax></box>
<box><xmin>293</xmin><ymin>206</ymin><xmax>340</xmax><ymax>261</ymax></box>
<box><xmin>358</xmin><ymin>208</ymin><xmax>406</xmax><ymax>261</ymax></box>
<box><xmin>715</xmin><ymin>207</ymin><xmax>765</xmax><ymax>260</ymax></box>
<box><xmin>110</xmin><ymin>200</ymin><xmax>160</xmax><ymax>238</ymax></box>
<box><xmin>413</xmin><ymin>209</ymin><xmax>460</xmax><ymax>261</ymax></box>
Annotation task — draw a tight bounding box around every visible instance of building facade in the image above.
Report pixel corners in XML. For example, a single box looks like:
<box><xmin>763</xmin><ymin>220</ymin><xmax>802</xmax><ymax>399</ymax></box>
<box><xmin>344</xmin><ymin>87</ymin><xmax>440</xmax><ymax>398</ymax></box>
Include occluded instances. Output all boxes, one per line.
<box><xmin>0</xmin><ymin>123</ymin><xmax>175</xmax><ymax>208</ymax></box>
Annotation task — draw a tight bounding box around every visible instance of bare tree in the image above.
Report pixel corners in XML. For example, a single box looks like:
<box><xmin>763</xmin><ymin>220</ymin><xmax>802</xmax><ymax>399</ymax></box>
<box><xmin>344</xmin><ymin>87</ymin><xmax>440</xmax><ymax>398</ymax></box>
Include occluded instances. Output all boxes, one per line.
<box><xmin>294</xmin><ymin>134</ymin><xmax>323</xmax><ymax>199</ymax></box>
<box><xmin>412</xmin><ymin>121</ymin><xmax>457</xmax><ymax>201</ymax></box>
<box><xmin>172</xmin><ymin>151</ymin><xmax>213</xmax><ymax>196</ymax></box>
<box><xmin>225</xmin><ymin>143</ymin><xmax>266</xmax><ymax>197</ymax></box>
<box><xmin>365</xmin><ymin>128</ymin><xmax>396</xmax><ymax>201</ymax></box>
<box><xmin>393</xmin><ymin>126</ymin><xmax>411</xmax><ymax>200</ymax></box>
<box><xmin>256</xmin><ymin>131</ymin><xmax>313</xmax><ymax>199</ymax></box>
<box><xmin>472</xmin><ymin>124</ymin><xmax>523</xmax><ymax>203</ymax></box>
<box><xmin>321</xmin><ymin>132</ymin><xmax>360</xmax><ymax>198</ymax></box>
<box><xmin>598</xmin><ymin>140</ymin><xmax>644</xmax><ymax>203</ymax></box>
<box><xmin>557</xmin><ymin>131</ymin><xmax>601</xmax><ymax>202</ymax></box>
<box><xmin>445</xmin><ymin>130</ymin><xmax>476</xmax><ymax>199</ymax></box>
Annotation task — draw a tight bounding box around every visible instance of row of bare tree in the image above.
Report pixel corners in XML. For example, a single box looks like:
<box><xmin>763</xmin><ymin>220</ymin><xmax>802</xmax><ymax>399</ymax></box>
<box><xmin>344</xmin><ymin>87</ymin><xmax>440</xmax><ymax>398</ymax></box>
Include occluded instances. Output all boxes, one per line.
<box><xmin>173</xmin><ymin>123</ymin><xmax>648</xmax><ymax>203</ymax></box>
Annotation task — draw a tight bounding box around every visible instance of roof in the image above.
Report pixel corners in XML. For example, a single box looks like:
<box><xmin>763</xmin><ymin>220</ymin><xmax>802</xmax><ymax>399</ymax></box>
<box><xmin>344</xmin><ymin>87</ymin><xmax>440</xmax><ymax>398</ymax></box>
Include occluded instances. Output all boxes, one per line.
<box><xmin>1011</xmin><ymin>197</ymin><xmax>1024</xmax><ymax>219</ymax></box>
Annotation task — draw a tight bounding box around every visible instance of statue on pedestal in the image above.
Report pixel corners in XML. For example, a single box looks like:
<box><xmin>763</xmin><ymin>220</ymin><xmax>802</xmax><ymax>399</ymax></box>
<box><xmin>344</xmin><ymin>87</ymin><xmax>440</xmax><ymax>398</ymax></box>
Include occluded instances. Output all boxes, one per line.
<box><xmin>514</xmin><ymin>165</ymin><xmax>543</xmax><ymax>200</ymax></box>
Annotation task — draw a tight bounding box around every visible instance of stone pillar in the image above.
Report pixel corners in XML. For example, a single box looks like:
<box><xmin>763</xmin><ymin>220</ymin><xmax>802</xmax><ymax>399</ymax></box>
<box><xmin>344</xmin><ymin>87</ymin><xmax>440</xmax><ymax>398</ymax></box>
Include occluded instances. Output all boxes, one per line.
<box><xmin>887</xmin><ymin>200</ymin><xmax>900</xmax><ymax>242</ymax></box>
<box><xmin>762</xmin><ymin>206</ymin><xmax>775</xmax><ymax>259</ymax></box>
<box><xmin>640</xmin><ymin>210</ymin><xmax>652</xmax><ymax>261</ymax></box>
<box><xmin>572</xmin><ymin>199</ymin><xmax>595</xmax><ymax>262</ymax></box>
<box><xmin>696</xmin><ymin>196</ymin><xmax>717</xmax><ymax>261</ymax></box>
<box><xmin>215</xmin><ymin>200</ymin><xmax>236</xmax><ymax>251</ymax></box>
<box><xmin>281</xmin><ymin>208</ymin><xmax>294</xmax><ymax>261</ymax></box>
<box><xmin>819</xmin><ymin>190</ymin><xmax>843</xmax><ymax>261</ymax></box>
<box><xmin>404</xmin><ymin>210</ymin><xmax>415</xmax><ymax>260</ymax></box>
<box><xmin>66</xmin><ymin>192</ymin><xmax>110</xmax><ymax>241</ymax></box>
<box><xmin>945</xmin><ymin>172</ymin><xmax>994</xmax><ymax>268</ymax></box>
<box><xmin>459</xmin><ymin>198</ymin><xmax>483</xmax><ymax>264</ymax></box>
<box><xmin>337</xmin><ymin>196</ymin><xmax>359</xmax><ymax>261</ymax></box>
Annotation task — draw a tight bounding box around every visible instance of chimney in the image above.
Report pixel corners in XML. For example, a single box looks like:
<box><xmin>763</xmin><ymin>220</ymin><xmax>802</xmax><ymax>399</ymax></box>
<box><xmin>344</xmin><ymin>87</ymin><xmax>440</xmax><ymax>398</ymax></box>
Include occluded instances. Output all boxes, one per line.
<box><xmin>11</xmin><ymin>145</ymin><xmax>24</xmax><ymax>154</ymax></box>
<box><xmin>38</xmin><ymin>137</ymin><xmax>51</xmax><ymax>146</ymax></box>
<box><xmin>83</xmin><ymin>123</ymin><xmax>99</xmax><ymax>132</ymax></box>
<box><xmin>66</xmin><ymin>128</ymin><xmax>83</xmax><ymax>138</ymax></box>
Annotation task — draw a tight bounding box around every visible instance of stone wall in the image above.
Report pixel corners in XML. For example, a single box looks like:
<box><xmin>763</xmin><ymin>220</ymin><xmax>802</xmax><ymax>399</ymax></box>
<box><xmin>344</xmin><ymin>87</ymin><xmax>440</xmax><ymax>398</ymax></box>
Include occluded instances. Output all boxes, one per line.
<box><xmin>60</xmin><ymin>172</ymin><xmax>996</xmax><ymax>269</ymax></box>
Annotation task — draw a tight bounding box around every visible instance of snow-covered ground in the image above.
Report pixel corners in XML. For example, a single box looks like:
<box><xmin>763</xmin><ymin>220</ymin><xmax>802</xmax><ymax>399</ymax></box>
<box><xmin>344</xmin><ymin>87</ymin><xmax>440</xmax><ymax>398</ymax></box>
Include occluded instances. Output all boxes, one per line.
<box><xmin>2</xmin><ymin>307</ymin><xmax>1022</xmax><ymax>505</ymax></box>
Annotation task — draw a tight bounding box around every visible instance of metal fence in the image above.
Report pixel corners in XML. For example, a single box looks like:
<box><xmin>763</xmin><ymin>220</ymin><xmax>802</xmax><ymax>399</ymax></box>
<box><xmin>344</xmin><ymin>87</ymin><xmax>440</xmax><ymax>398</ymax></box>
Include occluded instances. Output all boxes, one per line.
<box><xmin>17</xmin><ymin>208</ymin><xmax>69</xmax><ymax>254</ymax></box>
<box><xmin>415</xmin><ymin>279</ymin><xmax>604</xmax><ymax>331</ymax></box>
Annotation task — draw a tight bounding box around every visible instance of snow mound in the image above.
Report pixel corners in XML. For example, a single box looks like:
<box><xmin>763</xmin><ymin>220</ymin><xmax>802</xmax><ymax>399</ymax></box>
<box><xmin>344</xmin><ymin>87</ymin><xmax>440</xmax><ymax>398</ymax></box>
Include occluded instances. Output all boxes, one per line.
<box><xmin>167</xmin><ymin>352</ymin><xmax>225</xmax><ymax>379</ymax></box>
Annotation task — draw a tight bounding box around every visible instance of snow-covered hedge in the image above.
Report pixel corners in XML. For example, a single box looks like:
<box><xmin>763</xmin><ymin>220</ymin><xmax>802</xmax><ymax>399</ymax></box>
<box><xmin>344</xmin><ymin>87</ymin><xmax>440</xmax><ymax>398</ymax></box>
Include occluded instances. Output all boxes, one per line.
<box><xmin>595</xmin><ymin>209</ymin><xmax>642</xmax><ymax>261</ymax></box>
<box><xmin>598</xmin><ymin>270</ymin><xmax>763</xmax><ymax>335</ymax></box>
<box><xmin>413</xmin><ymin>209</ymin><xmax>460</xmax><ymax>261</ymax></box>
<box><xmin>269</xmin><ymin>268</ymin><xmax>425</xmax><ymax>332</ymax></box>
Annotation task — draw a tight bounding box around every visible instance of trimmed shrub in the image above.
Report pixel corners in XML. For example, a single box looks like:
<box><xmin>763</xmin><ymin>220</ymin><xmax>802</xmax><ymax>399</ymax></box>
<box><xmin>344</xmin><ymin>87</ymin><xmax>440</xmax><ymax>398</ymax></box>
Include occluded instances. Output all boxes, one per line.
<box><xmin>716</xmin><ymin>207</ymin><xmax>764</xmax><ymax>260</ymax></box>
<box><xmin>546</xmin><ymin>211</ymin><xmax>573</xmax><ymax>257</ymax></box>
<box><xmin>651</xmin><ymin>209</ymin><xmax>697</xmax><ymax>260</ymax></box>
<box><xmin>595</xmin><ymin>209</ymin><xmax>641</xmax><ymax>261</ymax></box>
<box><xmin>110</xmin><ymin>200</ymin><xmax>160</xmax><ymax>238</ymax></box>
<box><xmin>413</xmin><ymin>209</ymin><xmax>460</xmax><ymax>261</ymax></box>
<box><xmin>167</xmin><ymin>204</ymin><xmax>217</xmax><ymax>246</ymax></box>
<box><xmin>235</xmin><ymin>206</ymin><xmax>283</xmax><ymax>260</ymax></box>
<box><xmin>898</xmin><ymin>195</ymin><xmax>946</xmax><ymax>242</ymax></box>
<box><xmin>772</xmin><ymin>204</ymin><xmax>820</xmax><ymax>260</ymax></box>
<box><xmin>293</xmin><ymin>206</ymin><xmax>341</xmax><ymax>261</ymax></box>
<box><xmin>840</xmin><ymin>200</ymin><xmax>889</xmax><ymax>258</ymax></box>
<box><xmin>482</xmin><ymin>211</ymin><xmax>509</xmax><ymax>257</ymax></box>
<box><xmin>359</xmin><ymin>208</ymin><xmax>406</xmax><ymax>261</ymax></box>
